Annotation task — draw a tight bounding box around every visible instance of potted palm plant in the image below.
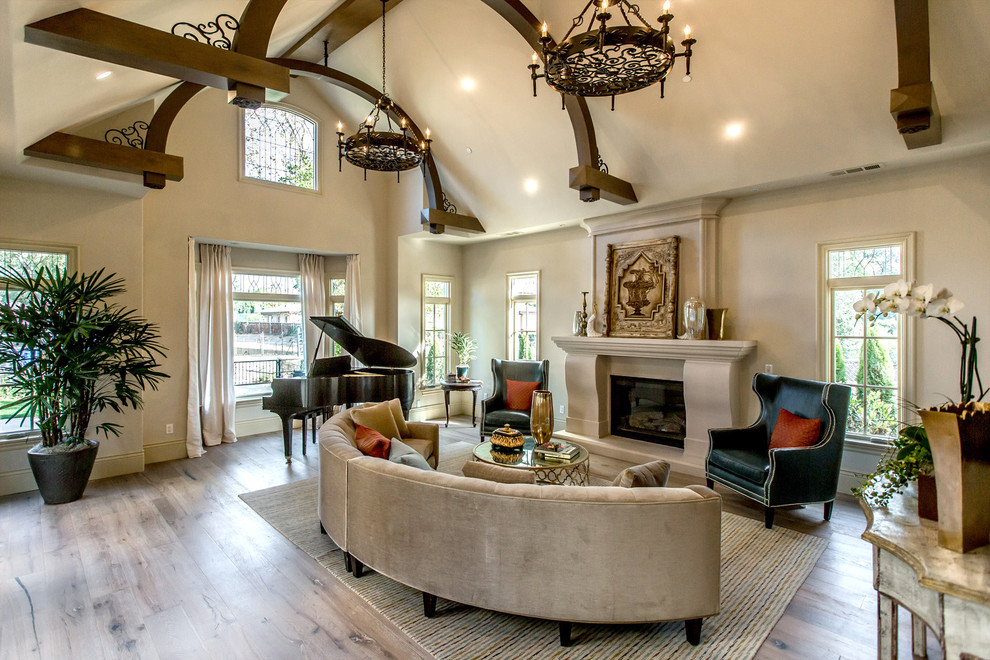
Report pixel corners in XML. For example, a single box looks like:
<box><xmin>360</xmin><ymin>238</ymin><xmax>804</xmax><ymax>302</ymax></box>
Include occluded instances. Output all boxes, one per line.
<box><xmin>449</xmin><ymin>331</ymin><xmax>478</xmax><ymax>380</ymax></box>
<box><xmin>0</xmin><ymin>266</ymin><xmax>167</xmax><ymax>504</ymax></box>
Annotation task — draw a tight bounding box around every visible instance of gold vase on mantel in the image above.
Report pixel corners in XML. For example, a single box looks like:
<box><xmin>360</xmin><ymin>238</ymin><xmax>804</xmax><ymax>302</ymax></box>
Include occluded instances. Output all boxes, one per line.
<box><xmin>918</xmin><ymin>402</ymin><xmax>990</xmax><ymax>553</ymax></box>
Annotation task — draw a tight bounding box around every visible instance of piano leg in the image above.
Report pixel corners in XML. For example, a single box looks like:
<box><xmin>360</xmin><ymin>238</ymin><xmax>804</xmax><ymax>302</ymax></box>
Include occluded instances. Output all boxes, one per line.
<box><xmin>279</xmin><ymin>414</ymin><xmax>293</xmax><ymax>463</ymax></box>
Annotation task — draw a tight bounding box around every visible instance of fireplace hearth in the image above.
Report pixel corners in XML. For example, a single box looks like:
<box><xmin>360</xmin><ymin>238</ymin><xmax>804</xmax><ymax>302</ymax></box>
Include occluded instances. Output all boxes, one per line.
<box><xmin>611</xmin><ymin>376</ymin><xmax>686</xmax><ymax>448</ymax></box>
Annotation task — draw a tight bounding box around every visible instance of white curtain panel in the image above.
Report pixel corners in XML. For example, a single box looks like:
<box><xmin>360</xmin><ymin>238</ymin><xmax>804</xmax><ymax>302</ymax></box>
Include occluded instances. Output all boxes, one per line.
<box><xmin>185</xmin><ymin>238</ymin><xmax>204</xmax><ymax>457</ymax></box>
<box><xmin>299</xmin><ymin>253</ymin><xmax>328</xmax><ymax>370</ymax></box>
<box><xmin>345</xmin><ymin>253</ymin><xmax>363</xmax><ymax>331</ymax></box>
<box><xmin>192</xmin><ymin>242</ymin><xmax>237</xmax><ymax>452</ymax></box>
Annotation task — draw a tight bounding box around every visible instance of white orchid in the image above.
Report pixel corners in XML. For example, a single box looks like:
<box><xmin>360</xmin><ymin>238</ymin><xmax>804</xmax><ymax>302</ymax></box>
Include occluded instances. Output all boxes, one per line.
<box><xmin>851</xmin><ymin>280</ymin><xmax>984</xmax><ymax>403</ymax></box>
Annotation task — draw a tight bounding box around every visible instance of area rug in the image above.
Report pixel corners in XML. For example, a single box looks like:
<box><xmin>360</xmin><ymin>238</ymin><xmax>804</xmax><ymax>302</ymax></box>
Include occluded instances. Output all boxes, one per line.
<box><xmin>240</xmin><ymin>445</ymin><xmax>827</xmax><ymax>659</ymax></box>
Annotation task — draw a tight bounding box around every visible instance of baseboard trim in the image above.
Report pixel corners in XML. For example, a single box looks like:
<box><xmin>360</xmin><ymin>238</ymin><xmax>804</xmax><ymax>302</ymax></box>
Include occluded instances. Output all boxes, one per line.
<box><xmin>145</xmin><ymin>438</ymin><xmax>188</xmax><ymax>464</ymax></box>
<box><xmin>236</xmin><ymin>416</ymin><xmax>281</xmax><ymax>437</ymax></box>
<box><xmin>0</xmin><ymin>449</ymin><xmax>145</xmax><ymax>497</ymax></box>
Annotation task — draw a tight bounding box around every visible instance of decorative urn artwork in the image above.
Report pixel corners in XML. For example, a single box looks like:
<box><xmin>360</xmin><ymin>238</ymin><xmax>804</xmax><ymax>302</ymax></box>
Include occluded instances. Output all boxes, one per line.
<box><xmin>604</xmin><ymin>237</ymin><xmax>679</xmax><ymax>338</ymax></box>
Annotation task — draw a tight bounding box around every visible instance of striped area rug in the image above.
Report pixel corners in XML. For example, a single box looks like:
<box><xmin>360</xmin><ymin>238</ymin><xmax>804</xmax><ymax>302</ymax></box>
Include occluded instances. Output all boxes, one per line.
<box><xmin>240</xmin><ymin>445</ymin><xmax>827</xmax><ymax>659</ymax></box>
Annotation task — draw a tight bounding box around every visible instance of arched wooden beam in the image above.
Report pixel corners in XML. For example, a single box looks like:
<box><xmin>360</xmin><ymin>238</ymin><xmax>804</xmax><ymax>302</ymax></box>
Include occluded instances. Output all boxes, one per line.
<box><xmin>143</xmin><ymin>81</ymin><xmax>206</xmax><ymax>189</ymax></box>
<box><xmin>270</xmin><ymin>58</ymin><xmax>483</xmax><ymax>234</ymax></box>
<box><xmin>228</xmin><ymin>0</ymin><xmax>290</xmax><ymax>108</ymax></box>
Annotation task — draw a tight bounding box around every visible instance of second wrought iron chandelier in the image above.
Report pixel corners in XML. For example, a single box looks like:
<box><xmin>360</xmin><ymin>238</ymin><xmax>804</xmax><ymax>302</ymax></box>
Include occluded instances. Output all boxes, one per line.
<box><xmin>529</xmin><ymin>0</ymin><xmax>697</xmax><ymax>109</ymax></box>
<box><xmin>336</xmin><ymin>0</ymin><xmax>430</xmax><ymax>180</ymax></box>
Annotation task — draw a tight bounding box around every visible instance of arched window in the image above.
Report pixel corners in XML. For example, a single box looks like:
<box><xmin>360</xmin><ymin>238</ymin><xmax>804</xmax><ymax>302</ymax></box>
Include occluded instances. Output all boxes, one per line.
<box><xmin>242</xmin><ymin>105</ymin><xmax>318</xmax><ymax>190</ymax></box>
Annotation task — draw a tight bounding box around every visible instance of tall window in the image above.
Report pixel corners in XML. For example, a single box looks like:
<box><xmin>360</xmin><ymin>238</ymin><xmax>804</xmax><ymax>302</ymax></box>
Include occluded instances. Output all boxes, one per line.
<box><xmin>821</xmin><ymin>234</ymin><xmax>914</xmax><ymax>441</ymax></box>
<box><xmin>243</xmin><ymin>105</ymin><xmax>318</xmax><ymax>190</ymax></box>
<box><xmin>232</xmin><ymin>271</ymin><xmax>305</xmax><ymax>394</ymax></box>
<box><xmin>422</xmin><ymin>276</ymin><xmax>452</xmax><ymax>387</ymax></box>
<box><xmin>1</xmin><ymin>242</ymin><xmax>76</xmax><ymax>438</ymax></box>
<box><xmin>507</xmin><ymin>271</ymin><xmax>539</xmax><ymax>360</ymax></box>
<box><xmin>329</xmin><ymin>275</ymin><xmax>346</xmax><ymax>356</ymax></box>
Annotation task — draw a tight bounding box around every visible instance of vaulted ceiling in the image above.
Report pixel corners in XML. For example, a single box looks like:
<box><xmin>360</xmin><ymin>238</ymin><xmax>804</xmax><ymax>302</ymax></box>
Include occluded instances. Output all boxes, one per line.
<box><xmin>3</xmin><ymin>0</ymin><xmax>990</xmax><ymax>238</ymax></box>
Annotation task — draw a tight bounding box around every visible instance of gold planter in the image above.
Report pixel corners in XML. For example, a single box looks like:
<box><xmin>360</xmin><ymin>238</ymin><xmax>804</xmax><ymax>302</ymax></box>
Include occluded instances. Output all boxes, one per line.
<box><xmin>531</xmin><ymin>390</ymin><xmax>554</xmax><ymax>444</ymax></box>
<box><xmin>918</xmin><ymin>403</ymin><xmax>990</xmax><ymax>552</ymax></box>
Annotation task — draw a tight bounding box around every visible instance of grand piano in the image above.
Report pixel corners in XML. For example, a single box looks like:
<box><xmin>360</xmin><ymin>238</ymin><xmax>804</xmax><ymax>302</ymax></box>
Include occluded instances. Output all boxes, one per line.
<box><xmin>262</xmin><ymin>316</ymin><xmax>416</xmax><ymax>462</ymax></box>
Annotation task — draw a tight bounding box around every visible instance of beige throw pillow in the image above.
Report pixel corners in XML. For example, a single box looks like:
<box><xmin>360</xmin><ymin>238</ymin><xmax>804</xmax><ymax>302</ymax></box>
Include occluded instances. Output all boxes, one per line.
<box><xmin>351</xmin><ymin>401</ymin><xmax>401</xmax><ymax>442</ymax></box>
<box><xmin>387</xmin><ymin>398</ymin><xmax>411</xmax><ymax>438</ymax></box>
<box><xmin>463</xmin><ymin>461</ymin><xmax>537</xmax><ymax>484</ymax></box>
<box><xmin>612</xmin><ymin>460</ymin><xmax>671</xmax><ymax>488</ymax></box>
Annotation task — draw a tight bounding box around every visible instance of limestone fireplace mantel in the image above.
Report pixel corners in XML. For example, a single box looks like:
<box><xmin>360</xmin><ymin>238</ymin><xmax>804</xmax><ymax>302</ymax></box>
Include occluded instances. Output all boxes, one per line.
<box><xmin>551</xmin><ymin>335</ymin><xmax>757</xmax><ymax>476</ymax></box>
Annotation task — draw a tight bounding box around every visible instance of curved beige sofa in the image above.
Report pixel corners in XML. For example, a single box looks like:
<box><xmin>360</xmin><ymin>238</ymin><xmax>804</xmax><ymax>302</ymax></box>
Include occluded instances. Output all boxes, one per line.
<box><xmin>318</xmin><ymin>409</ymin><xmax>722</xmax><ymax>646</ymax></box>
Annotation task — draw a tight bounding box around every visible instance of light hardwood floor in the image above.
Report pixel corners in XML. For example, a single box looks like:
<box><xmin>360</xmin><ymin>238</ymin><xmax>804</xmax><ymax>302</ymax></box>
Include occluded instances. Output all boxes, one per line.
<box><xmin>0</xmin><ymin>417</ymin><xmax>941</xmax><ymax>659</ymax></box>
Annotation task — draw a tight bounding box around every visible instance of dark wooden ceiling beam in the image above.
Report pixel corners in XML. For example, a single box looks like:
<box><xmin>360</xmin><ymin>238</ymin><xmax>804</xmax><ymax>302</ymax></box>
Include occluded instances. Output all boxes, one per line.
<box><xmin>24</xmin><ymin>132</ymin><xmax>183</xmax><ymax>182</ymax></box>
<box><xmin>24</xmin><ymin>9</ymin><xmax>290</xmax><ymax>95</ymax></box>
<box><xmin>890</xmin><ymin>0</ymin><xmax>941</xmax><ymax>149</ymax></box>
<box><xmin>280</xmin><ymin>0</ymin><xmax>409</xmax><ymax>59</ymax></box>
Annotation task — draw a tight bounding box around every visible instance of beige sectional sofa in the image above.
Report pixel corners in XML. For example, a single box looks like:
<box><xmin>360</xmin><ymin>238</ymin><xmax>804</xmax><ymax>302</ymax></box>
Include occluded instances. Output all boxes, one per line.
<box><xmin>318</xmin><ymin>407</ymin><xmax>722</xmax><ymax>646</ymax></box>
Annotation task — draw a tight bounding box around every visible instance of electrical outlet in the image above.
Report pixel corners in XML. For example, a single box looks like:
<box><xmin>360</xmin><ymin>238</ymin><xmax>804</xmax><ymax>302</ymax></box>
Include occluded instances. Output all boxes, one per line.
<box><xmin>764</xmin><ymin>364</ymin><xmax>774</xmax><ymax>374</ymax></box>
<box><xmin>559</xmin><ymin>405</ymin><xmax>565</xmax><ymax>414</ymax></box>
<box><xmin>165</xmin><ymin>424</ymin><xmax>174</xmax><ymax>434</ymax></box>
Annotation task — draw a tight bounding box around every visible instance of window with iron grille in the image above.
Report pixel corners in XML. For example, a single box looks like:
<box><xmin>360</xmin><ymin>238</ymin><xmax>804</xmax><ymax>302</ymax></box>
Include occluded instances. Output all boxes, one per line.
<box><xmin>242</xmin><ymin>105</ymin><xmax>318</xmax><ymax>190</ymax></box>
<box><xmin>232</xmin><ymin>271</ymin><xmax>305</xmax><ymax>393</ymax></box>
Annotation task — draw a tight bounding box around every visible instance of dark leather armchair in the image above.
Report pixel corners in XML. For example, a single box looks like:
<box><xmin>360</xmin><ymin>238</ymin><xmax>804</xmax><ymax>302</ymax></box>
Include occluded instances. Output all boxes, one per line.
<box><xmin>705</xmin><ymin>373</ymin><xmax>851</xmax><ymax>529</ymax></box>
<box><xmin>480</xmin><ymin>359</ymin><xmax>550</xmax><ymax>439</ymax></box>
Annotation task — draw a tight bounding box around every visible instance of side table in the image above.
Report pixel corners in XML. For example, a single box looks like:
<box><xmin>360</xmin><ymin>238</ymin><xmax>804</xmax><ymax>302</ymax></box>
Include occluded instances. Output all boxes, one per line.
<box><xmin>440</xmin><ymin>380</ymin><xmax>483</xmax><ymax>427</ymax></box>
<box><xmin>860</xmin><ymin>485</ymin><xmax>990</xmax><ymax>659</ymax></box>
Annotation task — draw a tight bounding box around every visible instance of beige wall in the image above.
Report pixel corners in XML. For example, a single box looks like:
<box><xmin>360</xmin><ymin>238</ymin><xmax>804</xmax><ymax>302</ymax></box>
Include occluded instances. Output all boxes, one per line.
<box><xmin>0</xmin><ymin>177</ymin><xmax>146</xmax><ymax>493</ymax></box>
<box><xmin>461</xmin><ymin>226</ymin><xmax>592</xmax><ymax>424</ymax></box>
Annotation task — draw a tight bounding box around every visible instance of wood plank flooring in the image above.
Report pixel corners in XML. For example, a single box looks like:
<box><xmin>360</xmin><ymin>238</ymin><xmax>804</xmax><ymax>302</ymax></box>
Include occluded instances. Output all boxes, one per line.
<box><xmin>0</xmin><ymin>416</ymin><xmax>942</xmax><ymax>659</ymax></box>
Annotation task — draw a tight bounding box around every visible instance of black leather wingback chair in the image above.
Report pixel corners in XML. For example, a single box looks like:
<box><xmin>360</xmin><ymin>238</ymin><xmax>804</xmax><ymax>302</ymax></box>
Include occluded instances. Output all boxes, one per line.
<box><xmin>706</xmin><ymin>374</ymin><xmax>851</xmax><ymax>529</ymax></box>
<box><xmin>480</xmin><ymin>359</ymin><xmax>550</xmax><ymax>439</ymax></box>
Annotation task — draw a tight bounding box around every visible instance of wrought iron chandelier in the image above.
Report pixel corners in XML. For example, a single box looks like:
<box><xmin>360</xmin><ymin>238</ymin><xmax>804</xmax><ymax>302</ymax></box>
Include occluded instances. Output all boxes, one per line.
<box><xmin>529</xmin><ymin>0</ymin><xmax>697</xmax><ymax>109</ymax></box>
<box><xmin>336</xmin><ymin>0</ymin><xmax>430</xmax><ymax>180</ymax></box>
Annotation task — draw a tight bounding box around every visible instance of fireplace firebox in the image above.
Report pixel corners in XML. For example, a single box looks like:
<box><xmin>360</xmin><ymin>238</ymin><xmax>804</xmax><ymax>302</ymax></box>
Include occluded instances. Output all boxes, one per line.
<box><xmin>610</xmin><ymin>376</ymin><xmax>686</xmax><ymax>448</ymax></box>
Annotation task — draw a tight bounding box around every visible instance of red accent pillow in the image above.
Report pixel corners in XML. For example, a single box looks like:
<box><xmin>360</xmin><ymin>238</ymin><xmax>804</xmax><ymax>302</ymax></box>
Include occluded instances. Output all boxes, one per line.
<box><xmin>354</xmin><ymin>424</ymin><xmax>391</xmax><ymax>459</ymax></box>
<box><xmin>506</xmin><ymin>380</ymin><xmax>541</xmax><ymax>411</ymax></box>
<box><xmin>769</xmin><ymin>409</ymin><xmax>822</xmax><ymax>450</ymax></box>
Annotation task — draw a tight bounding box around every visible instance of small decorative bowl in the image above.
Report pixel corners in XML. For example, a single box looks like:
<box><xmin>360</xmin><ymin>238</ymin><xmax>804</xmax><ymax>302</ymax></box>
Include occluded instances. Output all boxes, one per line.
<box><xmin>491</xmin><ymin>424</ymin><xmax>525</xmax><ymax>450</ymax></box>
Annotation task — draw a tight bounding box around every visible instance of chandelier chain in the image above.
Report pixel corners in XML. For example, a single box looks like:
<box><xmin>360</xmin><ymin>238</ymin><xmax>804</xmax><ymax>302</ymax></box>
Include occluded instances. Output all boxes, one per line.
<box><xmin>381</xmin><ymin>0</ymin><xmax>387</xmax><ymax>95</ymax></box>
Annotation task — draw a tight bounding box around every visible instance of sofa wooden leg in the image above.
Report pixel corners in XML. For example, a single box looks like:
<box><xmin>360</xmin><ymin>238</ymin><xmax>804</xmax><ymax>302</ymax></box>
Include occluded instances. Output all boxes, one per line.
<box><xmin>423</xmin><ymin>593</ymin><xmax>437</xmax><ymax>618</ymax></box>
<box><xmin>684</xmin><ymin>618</ymin><xmax>702</xmax><ymax>645</ymax></box>
<box><xmin>764</xmin><ymin>507</ymin><xmax>775</xmax><ymax>529</ymax></box>
<box><xmin>352</xmin><ymin>558</ymin><xmax>364</xmax><ymax>578</ymax></box>
<box><xmin>824</xmin><ymin>500</ymin><xmax>834</xmax><ymax>521</ymax></box>
<box><xmin>319</xmin><ymin>521</ymin><xmax>327</xmax><ymax>535</ymax></box>
<box><xmin>343</xmin><ymin>552</ymin><xmax>352</xmax><ymax>573</ymax></box>
<box><xmin>705</xmin><ymin>478</ymin><xmax>714</xmax><ymax>489</ymax></box>
<box><xmin>558</xmin><ymin>622</ymin><xmax>573</xmax><ymax>647</ymax></box>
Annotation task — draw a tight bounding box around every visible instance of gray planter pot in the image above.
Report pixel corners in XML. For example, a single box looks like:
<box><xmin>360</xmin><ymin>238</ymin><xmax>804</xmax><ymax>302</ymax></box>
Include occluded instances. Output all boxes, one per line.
<box><xmin>27</xmin><ymin>441</ymin><xmax>99</xmax><ymax>505</ymax></box>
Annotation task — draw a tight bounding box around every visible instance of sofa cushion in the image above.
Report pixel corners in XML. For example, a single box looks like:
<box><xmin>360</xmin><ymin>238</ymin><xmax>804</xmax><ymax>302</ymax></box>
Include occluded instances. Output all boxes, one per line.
<box><xmin>769</xmin><ymin>408</ymin><xmax>822</xmax><ymax>450</ymax></box>
<box><xmin>354</xmin><ymin>424</ymin><xmax>391</xmax><ymax>459</ymax></box>
<box><xmin>388</xmin><ymin>438</ymin><xmax>433</xmax><ymax>471</ymax></box>
<box><xmin>484</xmin><ymin>409</ymin><xmax>533</xmax><ymax>429</ymax></box>
<box><xmin>462</xmin><ymin>460</ymin><xmax>537</xmax><ymax>484</ymax></box>
<box><xmin>612</xmin><ymin>460</ymin><xmax>671</xmax><ymax>488</ymax></box>
<box><xmin>351</xmin><ymin>400</ymin><xmax>401</xmax><ymax>441</ymax></box>
<box><xmin>387</xmin><ymin>398</ymin><xmax>411</xmax><ymax>438</ymax></box>
<box><xmin>401</xmin><ymin>437</ymin><xmax>435</xmax><ymax>463</ymax></box>
<box><xmin>506</xmin><ymin>380</ymin><xmax>540</xmax><ymax>411</ymax></box>
<box><xmin>708</xmin><ymin>448</ymin><xmax>770</xmax><ymax>485</ymax></box>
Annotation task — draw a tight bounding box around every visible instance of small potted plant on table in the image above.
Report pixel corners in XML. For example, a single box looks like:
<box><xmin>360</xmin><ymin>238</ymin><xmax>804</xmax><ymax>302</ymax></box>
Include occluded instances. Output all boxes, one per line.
<box><xmin>449</xmin><ymin>332</ymin><xmax>477</xmax><ymax>380</ymax></box>
<box><xmin>0</xmin><ymin>266</ymin><xmax>168</xmax><ymax>504</ymax></box>
<box><xmin>853</xmin><ymin>424</ymin><xmax>935</xmax><ymax>518</ymax></box>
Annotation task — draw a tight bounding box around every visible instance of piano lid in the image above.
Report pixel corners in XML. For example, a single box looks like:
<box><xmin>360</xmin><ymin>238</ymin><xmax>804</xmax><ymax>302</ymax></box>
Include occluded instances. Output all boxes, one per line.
<box><xmin>310</xmin><ymin>315</ymin><xmax>417</xmax><ymax>369</ymax></box>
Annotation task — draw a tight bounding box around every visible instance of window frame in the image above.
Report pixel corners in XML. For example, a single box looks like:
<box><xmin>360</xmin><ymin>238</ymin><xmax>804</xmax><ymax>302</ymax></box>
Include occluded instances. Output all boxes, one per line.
<box><xmin>506</xmin><ymin>270</ymin><xmax>540</xmax><ymax>361</ymax></box>
<box><xmin>1</xmin><ymin>240</ymin><xmax>78</xmax><ymax>442</ymax></box>
<box><xmin>239</xmin><ymin>102</ymin><xmax>320</xmax><ymax>194</ymax></box>
<box><xmin>818</xmin><ymin>232</ymin><xmax>915</xmax><ymax>444</ymax></box>
<box><xmin>421</xmin><ymin>274</ymin><xmax>453</xmax><ymax>389</ymax></box>
<box><xmin>328</xmin><ymin>273</ymin><xmax>346</xmax><ymax>356</ymax></box>
<box><xmin>231</xmin><ymin>267</ymin><xmax>306</xmax><ymax>397</ymax></box>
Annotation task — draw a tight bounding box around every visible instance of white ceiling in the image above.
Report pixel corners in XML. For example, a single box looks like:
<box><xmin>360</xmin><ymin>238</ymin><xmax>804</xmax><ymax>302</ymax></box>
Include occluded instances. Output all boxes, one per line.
<box><xmin>3</xmin><ymin>0</ymin><xmax>990</xmax><ymax>235</ymax></box>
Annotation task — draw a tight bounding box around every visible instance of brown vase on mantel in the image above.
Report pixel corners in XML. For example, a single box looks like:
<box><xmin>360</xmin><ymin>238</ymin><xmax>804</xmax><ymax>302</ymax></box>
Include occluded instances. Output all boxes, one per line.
<box><xmin>916</xmin><ymin>473</ymin><xmax>938</xmax><ymax>521</ymax></box>
<box><xmin>918</xmin><ymin>402</ymin><xmax>990</xmax><ymax>553</ymax></box>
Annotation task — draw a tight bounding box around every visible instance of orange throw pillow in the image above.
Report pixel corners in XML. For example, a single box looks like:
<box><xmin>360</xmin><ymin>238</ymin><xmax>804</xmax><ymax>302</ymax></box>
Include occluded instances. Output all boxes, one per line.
<box><xmin>769</xmin><ymin>409</ymin><xmax>822</xmax><ymax>450</ymax></box>
<box><xmin>506</xmin><ymin>380</ymin><xmax>541</xmax><ymax>411</ymax></box>
<box><xmin>354</xmin><ymin>424</ymin><xmax>391</xmax><ymax>459</ymax></box>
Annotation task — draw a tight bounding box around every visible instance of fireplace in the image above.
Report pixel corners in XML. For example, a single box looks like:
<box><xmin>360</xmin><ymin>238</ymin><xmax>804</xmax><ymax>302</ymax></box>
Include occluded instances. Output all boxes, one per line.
<box><xmin>611</xmin><ymin>376</ymin><xmax>686</xmax><ymax>448</ymax></box>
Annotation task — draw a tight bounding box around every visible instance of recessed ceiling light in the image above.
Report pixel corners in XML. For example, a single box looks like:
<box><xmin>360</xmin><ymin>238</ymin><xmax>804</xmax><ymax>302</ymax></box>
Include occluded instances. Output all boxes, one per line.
<box><xmin>465</xmin><ymin>147</ymin><xmax>473</xmax><ymax>154</ymax></box>
<box><xmin>524</xmin><ymin>178</ymin><xmax>539</xmax><ymax>194</ymax></box>
<box><xmin>96</xmin><ymin>71</ymin><xmax>112</xmax><ymax>80</ymax></box>
<box><xmin>725</xmin><ymin>123</ymin><xmax>743</xmax><ymax>138</ymax></box>
<box><xmin>460</xmin><ymin>77</ymin><xmax>475</xmax><ymax>91</ymax></box>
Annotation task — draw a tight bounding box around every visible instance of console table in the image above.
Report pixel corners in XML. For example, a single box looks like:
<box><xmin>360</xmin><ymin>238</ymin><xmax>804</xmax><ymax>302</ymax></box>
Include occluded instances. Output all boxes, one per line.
<box><xmin>860</xmin><ymin>486</ymin><xmax>990</xmax><ymax>659</ymax></box>
<box><xmin>440</xmin><ymin>380</ymin><xmax>483</xmax><ymax>427</ymax></box>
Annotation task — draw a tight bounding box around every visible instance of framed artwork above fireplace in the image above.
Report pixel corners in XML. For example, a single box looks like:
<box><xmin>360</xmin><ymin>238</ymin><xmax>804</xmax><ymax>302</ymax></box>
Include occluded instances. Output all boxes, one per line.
<box><xmin>604</xmin><ymin>236</ymin><xmax>680</xmax><ymax>338</ymax></box>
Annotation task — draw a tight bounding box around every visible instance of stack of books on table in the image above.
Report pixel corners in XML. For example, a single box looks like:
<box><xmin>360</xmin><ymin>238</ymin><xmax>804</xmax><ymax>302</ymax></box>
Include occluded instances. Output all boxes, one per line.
<box><xmin>533</xmin><ymin>442</ymin><xmax>579</xmax><ymax>461</ymax></box>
